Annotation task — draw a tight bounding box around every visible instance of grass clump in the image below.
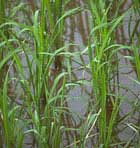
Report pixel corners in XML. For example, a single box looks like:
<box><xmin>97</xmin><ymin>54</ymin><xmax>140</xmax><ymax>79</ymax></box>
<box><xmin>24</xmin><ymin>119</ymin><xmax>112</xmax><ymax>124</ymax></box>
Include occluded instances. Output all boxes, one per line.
<box><xmin>0</xmin><ymin>0</ymin><xmax>140</xmax><ymax>148</ymax></box>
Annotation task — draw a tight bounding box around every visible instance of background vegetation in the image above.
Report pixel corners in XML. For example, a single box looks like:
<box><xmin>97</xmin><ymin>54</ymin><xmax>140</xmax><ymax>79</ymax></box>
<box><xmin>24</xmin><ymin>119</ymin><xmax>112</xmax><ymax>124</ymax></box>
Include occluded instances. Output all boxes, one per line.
<box><xmin>0</xmin><ymin>0</ymin><xmax>140</xmax><ymax>147</ymax></box>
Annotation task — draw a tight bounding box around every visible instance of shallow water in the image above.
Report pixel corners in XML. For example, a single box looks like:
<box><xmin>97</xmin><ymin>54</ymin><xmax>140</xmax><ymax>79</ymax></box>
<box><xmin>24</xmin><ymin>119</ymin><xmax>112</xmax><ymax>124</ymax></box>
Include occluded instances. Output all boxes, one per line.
<box><xmin>4</xmin><ymin>0</ymin><xmax>140</xmax><ymax>147</ymax></box>
<box><xmin>65</xmin><ymin>0</ymin><xmax>140</xmax><ymax>146</ymax></box>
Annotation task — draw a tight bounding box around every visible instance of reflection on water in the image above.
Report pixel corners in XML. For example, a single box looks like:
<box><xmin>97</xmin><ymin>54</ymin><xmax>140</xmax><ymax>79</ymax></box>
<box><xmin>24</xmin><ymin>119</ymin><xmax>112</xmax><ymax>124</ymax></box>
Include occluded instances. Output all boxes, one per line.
<box><xmin>4</xmin><ymin>0</ymin><xmax>140</xmax><ymax>147</ymax></box>
<box><xmin>64</xmin><ymin>0</ymin><xmax>140</xmax><ymax>146</ymax></box>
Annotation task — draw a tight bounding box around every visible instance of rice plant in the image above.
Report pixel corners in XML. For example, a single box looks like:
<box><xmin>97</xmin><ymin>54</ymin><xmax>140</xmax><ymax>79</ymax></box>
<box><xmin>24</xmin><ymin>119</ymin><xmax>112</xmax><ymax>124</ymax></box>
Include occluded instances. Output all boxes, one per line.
<box><xmin>0</xmin><ymin>0</ymin><xmax>140</xmax><ymax>148</ymax></box>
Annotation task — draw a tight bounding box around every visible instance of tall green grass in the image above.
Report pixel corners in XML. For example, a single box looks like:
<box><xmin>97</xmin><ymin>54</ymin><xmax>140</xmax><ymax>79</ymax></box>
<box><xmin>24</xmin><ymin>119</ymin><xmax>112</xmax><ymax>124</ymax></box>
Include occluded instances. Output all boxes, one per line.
<box><xmin>87</xmin><ymin>0</ymin><xmax>139</xmax><ymax>147</ymax></box>
<box><xmin>0</xmin><ymin>0</ymin><xmax>140</xmax><ymax>148</ymax></box>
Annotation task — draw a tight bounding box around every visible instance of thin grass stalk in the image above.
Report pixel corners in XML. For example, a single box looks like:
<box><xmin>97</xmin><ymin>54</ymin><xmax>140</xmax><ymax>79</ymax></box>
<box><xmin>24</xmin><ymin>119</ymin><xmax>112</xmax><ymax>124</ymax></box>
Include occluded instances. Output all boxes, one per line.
<box><xmin>1</xmin><ymin>73</ymin><xmax>11</xmax><ymax>147</ymax></box>
<box><xmin>0</xmin><ymin>0</ymin><xmax>6</xmax><ymax>86</ymax></box>
<box><xmin>133</xmin><ymin>46</ymin><xmax>140</xmax><ymax>81</ymax></box>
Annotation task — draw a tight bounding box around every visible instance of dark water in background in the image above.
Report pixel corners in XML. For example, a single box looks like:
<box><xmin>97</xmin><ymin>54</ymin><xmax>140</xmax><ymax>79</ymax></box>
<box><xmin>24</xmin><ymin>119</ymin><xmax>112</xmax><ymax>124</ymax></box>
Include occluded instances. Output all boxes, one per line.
<box><xmin>9</xmin><ymin>0</ymin><xmax>140</xmax><ymax>147</ymax></box>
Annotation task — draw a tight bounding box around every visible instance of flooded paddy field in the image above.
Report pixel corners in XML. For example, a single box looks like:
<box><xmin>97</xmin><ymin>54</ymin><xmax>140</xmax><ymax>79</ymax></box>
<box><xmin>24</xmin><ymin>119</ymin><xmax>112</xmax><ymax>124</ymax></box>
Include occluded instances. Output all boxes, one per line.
<box><xmin>0</xmin><ymin>0</ymin><xmax>140</xmax><ymax>147</ymax></box>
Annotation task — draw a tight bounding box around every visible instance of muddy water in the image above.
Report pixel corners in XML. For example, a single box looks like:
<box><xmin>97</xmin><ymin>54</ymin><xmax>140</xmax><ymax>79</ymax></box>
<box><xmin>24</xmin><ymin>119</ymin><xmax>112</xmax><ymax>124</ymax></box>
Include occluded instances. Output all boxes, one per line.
<box><xmin>65</xmin><ymin>0</ymin><xmax>140</xmax><ymax>145</ymax></box>
<box><xmin>65</xmin><ymin>1</ymin><xmax>90</xmax><ymax>116</ymax></box>
<box><xmin>11</xmin><ymin>0</ymin><xmax>140</xmax><ymax>147</ymax></box>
